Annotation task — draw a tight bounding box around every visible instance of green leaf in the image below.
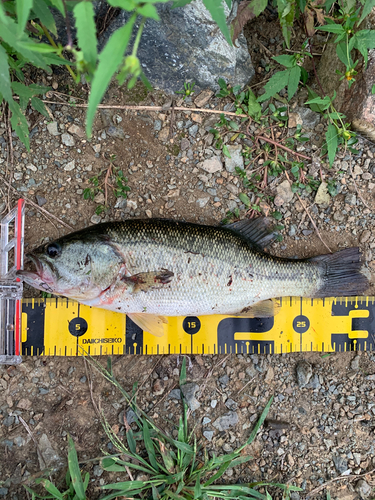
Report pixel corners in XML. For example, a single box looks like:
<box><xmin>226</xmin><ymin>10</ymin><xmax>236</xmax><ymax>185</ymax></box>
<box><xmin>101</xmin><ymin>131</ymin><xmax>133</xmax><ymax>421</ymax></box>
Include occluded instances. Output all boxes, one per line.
<box><xmin>31</xmin><ymin>96</ymin><xmax>49</xmax><ymax>116</ymax></box>
<box><xmin>143</xmin><ymin>421</ymin><xmax>159</xmax><ymax>471</ymax></box>
<box><xmin>0</xmin><ymin>44</ymin><xmax>13</xmax><ymax>102</ymax></box>
<box><xmin>273</xmin><ymin>54</ymin><xmax>296</xmax><ymax>67</ymax></box>
<box><xmin>277</xmin><ymin>0</ymin><xmax>295</xmax><ymax>48</ymax></box>
<box><xmin>202</xmin><ymin>0</ymin><xmax>232</xmax><ymax>46</ymax></box>
<box><xmin>305</xmin><ymin>86</ymin><xmax>326</xmax><ymax>113</ymax></box>
<box><xmin>0</xmin><ymin>0</ymin><xmax>9</xmax><ymax>24</ymax></box>
<box><xmin>194</xmin><ymin>474</ymin><xmax>202</xmax><ymax>499</ymax></box>
<box><xmin>172</xmin><ymin>0</ymin><xmax>193</xmax><ymax>6</ymax></box>
<box><xmin>358</xmin><ymin>0</ymin><xmax>375</xmax><ymax>25</ymax></box>
<box><xmin>32</xmin><ymin>0</ymin><xmax>57</xmax><ymax>36</ymax></box>
<box><xmin>67</xmin><ymin>435</ymin><xmax>86</xmax><ymax>500</ymax></box>
<box><xmin>179</xmin><ymin>355</ymin><xmax>187</xmax><ymax>386</ymax></box>
<box><xmin>223</xmin><ymin>144</ymin><xmax>232</xmax><ymax>158</ymax></box>
<box><xmin>86</xmin><ymin>14</ymin><xmax>136</xmax><ymax>137</ymax></box>
<box><xmin>318</xmin><ymin>23</ymin><xmax>345</xmax><ymax>33</ymax></box>
<box><xmin>12</xmin><ymin>81</ymin><xmax>35</xmax><ymax>98</ymax></box>
<box><xmin>73</xmin><ymin>1</ymin><xmax>98</xmax><ymax>71</ymax></box>
<box><xmin>287</xmin><ymin>65</ymin><xmax>301</xmax><ymax>100</ymax></box>
<box><xmin>336</xmin><ymin>41</ymin><xmax>351</xmax><ymax>67</ymax></box>
<box><xmin>247</xmin><ymin>89</ymin><xmax>261</xmax><ymax>120</ymax></box>
<box><xmin>39</xmin><ymin>479</ymin><xmax>64</xmax><ymax>499</ymax></box>
<box><xmin>229</xmin><ymin>120</ymin><xmax>239</xmax><ymax>130</ymax></box>
<box><xmin>49</xmin><ymin>0</ymin><xmax>64</xmax><ymax>15</ymax></box>
<box><xmin>102</xmin><ymin>480</ymin><xmax>150</xmax><ymax>491</ymax></box>
<box><xmin>239</xmin><ymin>192</ymin><xmax>251</xmax><ymax>206</ymax></box>
<box><xmin>258</xmin><ymin>69</ymin><xmax>289</xmax><ymax>102</ymax></box>
<box><xmin>218</xmin><ymin>77</ymin><xmax>227</xmax><ymax>89</ymax></box>
<box><xmin>324</xmin><ymin>0</ymin><xmax>335</xmax><ymax>11</ymax></box>
<box><xmin>137</xmin><ymin>3</ymin><xmax>159</xmax><ymax>19</ymax></box>
<box><xmin>10</xmin><ymin>104</ymin><xmax>30</xmax><ymax>149</ymax></box>
<box><xmin>126</xmin><ymin>428</ymin><xmax>137</xmax><ymax>454</ymax></box>
<box><xmin>19</xmin><ymin>41</ymin><xmax>58</xmax><ymax>52</ymax></box>
<box><xmin>372</xmin><ymin>83</ymin><xmax>375</xmax><ymax>94</ymax></box>
<box><xmin>0</xmin><ymin>17</ymin><xmax>50</xmax><ymax>71</ymax></box>
<box><xmin>326</xmin><ymin>124</ymin><xmax>338</xmax><ymax>167</ymax></box>
<box><xmin>17</xmin><ymin>0</ymin><xmax>34</xmax><ymax>35</ymax></box>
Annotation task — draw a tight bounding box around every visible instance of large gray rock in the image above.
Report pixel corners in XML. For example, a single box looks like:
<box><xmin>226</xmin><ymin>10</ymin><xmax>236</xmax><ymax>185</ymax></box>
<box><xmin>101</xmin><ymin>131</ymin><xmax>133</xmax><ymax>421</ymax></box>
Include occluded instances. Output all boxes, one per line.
<box><xmin>98</xmin><ymin>0</ymin><xmax>254</xmax><ymax>93</ymax></box>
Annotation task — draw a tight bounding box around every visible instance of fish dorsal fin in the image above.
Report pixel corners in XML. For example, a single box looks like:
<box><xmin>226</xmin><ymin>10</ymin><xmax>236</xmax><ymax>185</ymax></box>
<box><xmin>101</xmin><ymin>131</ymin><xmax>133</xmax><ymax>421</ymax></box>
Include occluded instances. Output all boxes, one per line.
<box><xmin>225</xmin><ymin>217</ymin><xmax>277</xmax><ymax>250</ymax></box>
<box><xmin>230</xmin><ymin>299</ymin><xmax>280</xmax><ymax>318</ymax></box>
<box><xmin>127</xmin><ymin>313</ymin><xmax>168</xmax><ymax>337</ymax></box>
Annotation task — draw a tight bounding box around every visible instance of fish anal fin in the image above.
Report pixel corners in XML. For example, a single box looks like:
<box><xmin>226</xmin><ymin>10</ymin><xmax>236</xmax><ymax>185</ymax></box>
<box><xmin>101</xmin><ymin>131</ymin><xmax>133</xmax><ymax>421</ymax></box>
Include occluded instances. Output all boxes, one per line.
<box><xmin>127</xmin><ymin>313</ymin><xmax>168</xmax><ymax>337</ymax></box>
<box><xmin>123</xmin><ymin>269</ymin><xmax>174</xmax><ymax>293</ymax></box>
<box><xmin>225</xmin><ymin>217</ymin><xmax>277</xmax><ymax>250</ymax></box>
<box><xmin>231</xmin><ymin>299</ymin><xmax>280</xmax><ymax>318</ymax></box>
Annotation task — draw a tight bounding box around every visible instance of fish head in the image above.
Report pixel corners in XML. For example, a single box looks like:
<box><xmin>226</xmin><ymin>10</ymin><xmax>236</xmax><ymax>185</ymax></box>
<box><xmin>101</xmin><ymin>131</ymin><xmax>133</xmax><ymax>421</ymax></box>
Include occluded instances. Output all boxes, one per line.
<box><xmin>17</xmin><ymin>232</ymin><xmax>124</xmax><ymax>301</ymax></box>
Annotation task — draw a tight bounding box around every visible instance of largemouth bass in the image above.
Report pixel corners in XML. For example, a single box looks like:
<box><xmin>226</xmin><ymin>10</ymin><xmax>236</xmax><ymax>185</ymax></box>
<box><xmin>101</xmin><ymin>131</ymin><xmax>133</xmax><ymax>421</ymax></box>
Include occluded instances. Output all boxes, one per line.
<box><xmin>18</xmin><ymin>217</ymin><xmax>368</xmax><ymax>336</ymax></box>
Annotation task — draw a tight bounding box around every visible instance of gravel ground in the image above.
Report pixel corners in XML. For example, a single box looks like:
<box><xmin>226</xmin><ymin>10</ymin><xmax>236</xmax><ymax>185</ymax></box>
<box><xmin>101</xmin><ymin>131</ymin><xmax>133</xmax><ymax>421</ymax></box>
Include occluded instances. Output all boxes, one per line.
<box><xmin>1</xmin><ymin>57</ymin><xmax>375</xmax><ymax>499</ymax></box>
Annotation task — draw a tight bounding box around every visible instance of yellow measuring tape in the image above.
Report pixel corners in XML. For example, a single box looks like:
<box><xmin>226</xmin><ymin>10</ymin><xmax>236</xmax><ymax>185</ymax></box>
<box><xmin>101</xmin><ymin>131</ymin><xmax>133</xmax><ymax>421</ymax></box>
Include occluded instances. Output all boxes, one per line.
<box><xmin>20</xmin><ymin>296</ymin><xmax>375</xmax><ymax>356</ymax></box>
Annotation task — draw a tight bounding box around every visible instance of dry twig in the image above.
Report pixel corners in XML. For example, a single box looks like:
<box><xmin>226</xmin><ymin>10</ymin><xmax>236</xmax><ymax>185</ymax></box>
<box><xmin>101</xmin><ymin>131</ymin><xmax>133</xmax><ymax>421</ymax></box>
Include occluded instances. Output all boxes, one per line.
<box><xmin>255</xmin><ymin>134</ymin><xmax>311</xmax><ymax>161</ymax></box>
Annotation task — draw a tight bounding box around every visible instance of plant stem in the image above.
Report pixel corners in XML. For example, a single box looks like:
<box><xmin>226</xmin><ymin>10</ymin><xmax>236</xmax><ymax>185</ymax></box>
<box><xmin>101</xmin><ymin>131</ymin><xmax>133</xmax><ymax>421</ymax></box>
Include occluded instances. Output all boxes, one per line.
<box><xmin>41</xmin><ymin>24</ymin><xmax>77</xmax><ymax>81</ymax></box>
<box><xmin>132</xmin><ymin>18</ymin><xmax>146</xmax><ymax>57</ymax></box>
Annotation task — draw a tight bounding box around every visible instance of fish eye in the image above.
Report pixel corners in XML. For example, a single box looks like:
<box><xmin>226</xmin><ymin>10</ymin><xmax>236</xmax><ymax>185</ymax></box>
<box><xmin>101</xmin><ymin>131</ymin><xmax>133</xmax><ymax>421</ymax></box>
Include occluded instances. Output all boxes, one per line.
<box><xmin>46</xmin><ymin>242</ymin><xmax>61</xmax><ymax>259</ymax></box>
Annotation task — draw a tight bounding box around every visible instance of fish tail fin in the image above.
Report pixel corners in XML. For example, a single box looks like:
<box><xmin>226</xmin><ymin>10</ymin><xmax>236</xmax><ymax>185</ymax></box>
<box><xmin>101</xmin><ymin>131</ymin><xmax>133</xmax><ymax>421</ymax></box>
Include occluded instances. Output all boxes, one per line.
<box><xmin>309</xmin><ymin>247</ymin><xmax>369</xmax><ymax>297</ymax></box>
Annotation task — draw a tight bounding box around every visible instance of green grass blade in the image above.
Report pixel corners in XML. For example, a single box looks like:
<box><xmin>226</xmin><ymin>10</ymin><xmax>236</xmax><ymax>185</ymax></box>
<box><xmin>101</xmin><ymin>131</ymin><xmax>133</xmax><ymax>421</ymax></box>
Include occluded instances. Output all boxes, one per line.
<box><xmin>143</xmin><ymin>419</ymin><xmax>160</xmax><ymax>471</ymax></box>
<box><xmin>179</xmin><ymin>356</ymin><xmax>187</xmax><ymax>386</ymax></box>
<box><xmin>102</xmin><ymin>480</ymin><xmax>152</xmax><ymax>491</ymax></box>
<box><xmin>203</xmin><ymin>461</ymin><xmax>231</xmax><ymax>487</ymax></box>
<box><xmin>32</xmin><ymin>0</ymin><xmax>57</xmax><ymax>36</ymax></box>
<box><xmin>67</xmin><ymin>435</ymin><xmax>85</xmax><ymax>500</ymax></box>
<box><xmin>102</xmin><ymin>457</ymin><xmax>155</xmax><ymax>474</ymax></box>
<box><xmin>10</xmin><ymin>103</ymin><xmax>30</xmax><ymax>150</ymax></box>
<box><xmin>326</xmin><ymin>123</ymin><xmax>338</xmax><ymax>167</ymax></box>
<box><xmin>194</xmin><ymin>473</ymin><xmax>201</xmax><ymax>499</ymax></box>
<box><xmin>38</xmin><ymin>479</ymin><xmax>64</xmax><ymax>499</ymax></box>
<box><xmin>202</xmin><ymin>0</ymin><xmax>232</xmax><ymax>45</ymax></box>
<box><xmin>126</xmin><ymin>427</ymin><xmax>137</xmax><ymax>454</ymax></box>
<box><xmin>17</xmin><ymin>0</ymin><xmax>34</xmax><ymax>35</ymax></box>
<box><xmin>86</xmin><ymin>14</ymin><xmax>136</xmax><ymax>137</ymax></box>
<box><xmin>237</xmin><ymin>396</ymin><xmax>273</xmax><ymax>453</ymax></box>
<box><xmin>73</xmin><ymin>0</ymin><xmax>97</xmax><ymax>71</ymax></box>
<box><xmin>0</xmin><ymin>44</ymin><xmax>13</xmax><ymax>102</ymax></box>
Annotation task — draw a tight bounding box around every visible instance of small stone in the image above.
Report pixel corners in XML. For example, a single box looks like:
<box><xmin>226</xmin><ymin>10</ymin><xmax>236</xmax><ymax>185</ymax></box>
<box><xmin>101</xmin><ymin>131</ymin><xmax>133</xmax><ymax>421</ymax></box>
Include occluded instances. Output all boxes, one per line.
<box><xmin>35</xmin><ymin>195</ymin><xmax>47</xmax><ymax>207</ymax></box>
<box><xmin>64</xmin><ymin>160</ymin><xmax>75</xmax><ymax>171</ymax></box>
<box><xmin>211</xmin><ymin>399</ymin><xmax>218</xmax><ymax>408</ymax></box>
<box><xmin>181</xmin><ymin>383</ymin><xmax>200</xmax><ymax>411</ymax></box>
<box><xmin>196</xmin><ymin>197</ymin><xmax>210</xmax><ymax>208</ymax></box>
<box><xmin>52</xmin><ymin>81</ymin><xmax>58</xmax><ymax>90</ymax></box>
<box><xmin>168</xmin><ymin>389</ymin><xmax>181</xmax><ymax>400</ymax></box>
<box><xmin>154</xmin><ymin>120</ymin><xmax>162</xmax><ymax>131</ymax></box>
<box><xmin>224</xmin><ymin>145</ymin><xmax>244</xmax><ymax>173</ymax></box>
<box><xmin>315</xmin><ymin>182</ymin><xmax>330</xmax><ymax>205</ymax></box>
<box><xmin>146</xmin><ymin>210</ymin><xmax>152</xmax><ymax>218</ymax></box>
<box><xmin>68</xmin><ymin>124</ymin><xmax>85</xmax><ymax>137</ymax></box>
<box><xmin>351</xmin><ymin>354</ymin><xmax>361</xmax><ymax>370</ymax></box>
<box><xmin>127</xmin><ymin>200</ymin><xmax>138</xmax><ymax>211</ymax></box>
<box><xmin>92</xmin><ymin>144</ymin><xmax>101</xmax><ymax>153</ymax></box>
<box><xmin>94</xmin><ymin>192</ymin><xmax>105</xmax><ymax>204</ymax></box>
<box><xmin>189</xmin><ymin>124</ymin><xmax>199</xmax><ymax>137</ymax></box>
<box><xmin>90</xmin><ymin>214</ymin><xmax>101</xmax><ymax>224</ymax></box>
<box><xmin>153</xmin><ymin>379</ymin><xmax>165</xmax><ymax>396</ymax></box>
<box><xmin>14</xmin><ymin>436</ymin><xmax>26</xmax><ymax>447</ymax></box>
<box><xmin>225</xmin><ymin>399</ymin><xmax>238</xmax><ymax>410</ymax></box>
<box><xmin>203</xmin><ymin>430</ymin><xmax>214</xmax><ymax>441</ymax></box>
<box><xmin>61</xmin><ymin>133</ymin><xmax>75</xmax><ymax>147</ymax></box>
<box><xmin>93</xmin><ymin>465</ymin><xmax>103</xmax><ymax>477</ymax></box>
<box><xmin>213</xmin><ymin>412</ymin><xmax>239</xmax><ymax>431</ymax></box>
<box><xmin>158</xmin><ymin>128</ymin><xmax>169</xmax><ymax>142</ymax></box>
<box><xmin>17</xmin><ymin>398</ymin><xmax>32</xmax><ymax>410</ymax></box>
<box><xmin>288</xmin><ymin>113</ymin><xmax>303</xmax><ymax>129</ymax></box>
<box><xmin>356</xmin><ymin>480</ymin><xmax>372</xmax><ymax>499</ymax></box>
<box><xmin>296</xmin><ymin>360</ymin><xmax>312</xmax><ymax>388</ymax></box>
<box><xmin>219</xmin><ymin>374</ymin><xmax>229</xmax><ymax>386</ymax></box>
<box><xmin>199</xmin><ymin>157</ymin><xmax>222</xmax><ymax>173</ymax></box>
<box><xmin>26</xmin><ymin>163</ymin><xmax>37</xmax><ymax>172</ymax></box>
<box><xmin>345</xmin><ymin>193</ymin><xmax>357</xmax><ymax>205</ymax></box>
<box><xmin>333</xmin><ymin>455</ymin><xmax>349</xmax><ymax>474</ymax></box>
<box><xmin>38</xmin><ymin>434</ymin><xmax>62</xmax><ymax>469</ymax></box>
<box><xmin>265</xmin><ymin>366</ymin><xmax>274</xmax><ymax>384</ymax></box>
<box><xmin>47</xmin><ymin>122</ymin><xmax>59</xmax><ymax>136</ymax></box>
<box><xmin>202</xmin><ymin>417</ymin><xmax>211</xmax><ymax>425</ymax></box>
<box><xmin>80</xmin><ymin>376</ymin><xmax>87</xmax><ymax>383</ymax></box>
<box><xmin>107</xmin><ymin>126</ymin><xmax>125</xmax><ymax>139</ymax></box>
<box><xmin>194</xmin><ymin>89</ymin><xmax>213</xmax><ymax>108</ymax></box>
<box><xmin>274</xmin><ymin>180</ymin><xmax>294</xmax><ymax>206</ymax></box>
<box><xmin>360</xmin><ymin>230</ymin><xmax>371</xmax><ymax>244</ymax></box>
<box><xmin>181</xmin><ymin>138</ymin><xmax>190</xmax><ymax>151</ymax></box>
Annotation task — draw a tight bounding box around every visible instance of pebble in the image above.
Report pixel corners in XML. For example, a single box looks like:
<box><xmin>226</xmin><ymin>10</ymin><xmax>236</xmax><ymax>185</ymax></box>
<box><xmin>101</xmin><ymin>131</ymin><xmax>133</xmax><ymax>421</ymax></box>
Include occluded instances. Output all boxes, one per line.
<box><xmin>213</xmin><ymin>412</ymin><xmax>239</xmax><ymax>431</ymax></box>
<box><xmin>68</xmin><ymin>124</ymin><xmax>85</xmax><ymax>137</ymax></box>
<box><xmin>90</xmin><ymin>214</ymin><xmax>101</xmax><ymax>224</ymax></box>
<box><xmin>188</xmin><ymin>124</ymin><xmax>199</xmax><ymax>137</ymax></box>
<box><xmin>196</xmin><ymin>197</ymin><xmax>210</xmax><ymax>208</ymax></box>
<box><xmin>333</xmin><ymin>455</ymin><xmax>349</xmax><ymax>474</ymax></box>
<box><xmin>36</xmin><ymin>195</ymin><xmax>47</xmax><ymax>207</ymax></box>
<box><xmin>345</xmin><ymin>193</ymin><xmax>356</xmax><ymax>205</ymax></box>
<box><xmin>203</xmin><ymin>430</ymin><xmax>214</xmax><ymax>441</ymax></box>
<box><xmin>154</xmin><ymin>120</ymin><xmax>162</xmax><ymax>131</ymax></box>
<box><xmin>360</xmin><ymin>230</ymin><xmax>371</xmax><ymax>244</ymax></box>
<box><xmin>107</xmin><ymin>126</ymin><xmax>125</xmax><ymax>139</ymax></box>
<box><xmin>38</xmin><ymin>434</ymin><xmax>62</xmax><ymax>469</ymax></box>
<box><xmin>181</xmin><ymin>383</ymin><xmax>200</xmax><ymax>411</ymax></box>
<box><xmin>61</xmin><ymin>133</ymin><xmax>75</xmax><ymax>146</ymax></box>
<box><xmin>356</xmin><ymin>480</ymin><xmax>372</xmax><ymax>499</ymax></box>
<box><xmin>47</xmin><ymin>122</ymin><xmax>59</xmax><ymax>136</ymax></box>
<box><xmin>314</xmin><ymin>182</ymin><xmax>330</xmax><ymax>205</ymax></box>
<box><xmin>296</xmin><ymin>360</ymin><xmax>312</xmax><ymax>388</ymax></box>
<box><xmin>211</xmin><ymin>399</ymin><xmax>218</xmax><ymax>408</ymax></box>
<box><xmin>64</xmin><ymin>160</ymin><xmax>75</xmax><ymax>171</ymax></box>
<box><xmin>274</xmin><ymin>180</ymin><xmax>294</xmax><ymax>206</ymax></box>
<box><xmin>199</xmin><ymin>157</ymin><xmax>222</xmax><ymax>173</ymax></box>
<box><xmin>225</xmin><ymin>398</ymin><xmax>238</xmax><ymax>410</ymax></box>
<box><xmin>194</xmin><ymin>89</ymin><xmax>213</xmax><ymax>107</ymax></box>
<box><xmin>224</xmin><ymin>145</ymin><xmax>243</xmax><ymax>173</ymax></box>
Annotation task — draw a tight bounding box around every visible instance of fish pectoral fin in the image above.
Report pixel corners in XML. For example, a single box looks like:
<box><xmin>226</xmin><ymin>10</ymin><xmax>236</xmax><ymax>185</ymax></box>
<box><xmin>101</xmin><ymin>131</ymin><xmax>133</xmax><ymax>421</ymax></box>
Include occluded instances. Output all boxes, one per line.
<box><xmin>231</xmin><ymin>299</ymin><xmax>280</xmax><ymax>318</ymax></box>
<box><xmin>127</xmin><ymin>313</ymin><xmax>168</xmax><ymax>337</ymax></box>
<box><xmin>224</xmin><ymin>217</ymin><xmax>277</xmax><ymax>250</ymax></box>
<box><xmin>123</xmin><ymin>270</ymin><xmax>174</xmax><ymax>293</ymax></box>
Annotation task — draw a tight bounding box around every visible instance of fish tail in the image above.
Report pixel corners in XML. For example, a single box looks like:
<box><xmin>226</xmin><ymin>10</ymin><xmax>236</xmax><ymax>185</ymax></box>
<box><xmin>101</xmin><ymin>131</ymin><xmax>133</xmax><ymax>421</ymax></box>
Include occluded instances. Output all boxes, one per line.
<box><xmin>309</xmin><ymin>247</ymin><xmax>369</xmax><ymax>297</ymax></box>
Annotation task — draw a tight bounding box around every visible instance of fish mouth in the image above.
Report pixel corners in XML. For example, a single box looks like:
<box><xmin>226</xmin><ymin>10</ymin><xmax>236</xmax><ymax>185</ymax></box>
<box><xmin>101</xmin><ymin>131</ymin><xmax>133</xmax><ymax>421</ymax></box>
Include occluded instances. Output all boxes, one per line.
<box><xmin>17</xmin><ymin>254</ymin><xmax>56</xmax><ymax>293</ymax></box>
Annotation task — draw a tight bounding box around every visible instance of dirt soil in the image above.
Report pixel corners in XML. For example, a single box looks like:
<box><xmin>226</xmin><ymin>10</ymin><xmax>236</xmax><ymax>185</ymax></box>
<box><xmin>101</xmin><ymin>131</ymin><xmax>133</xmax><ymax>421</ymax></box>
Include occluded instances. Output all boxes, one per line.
<box><xmin>1</xmin><ymin>10</ymin><xmax>375</xmax><ymax>500</ymax></box>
